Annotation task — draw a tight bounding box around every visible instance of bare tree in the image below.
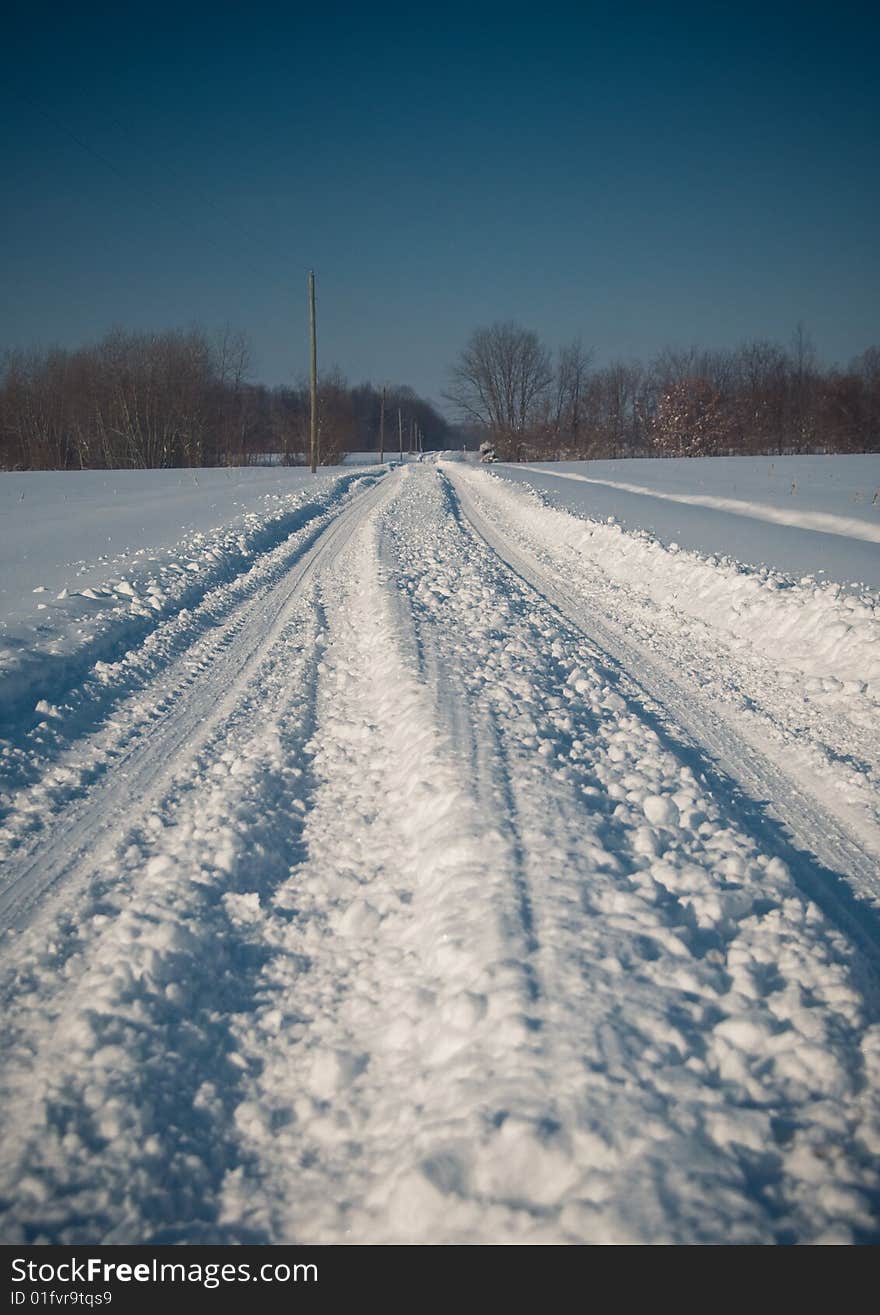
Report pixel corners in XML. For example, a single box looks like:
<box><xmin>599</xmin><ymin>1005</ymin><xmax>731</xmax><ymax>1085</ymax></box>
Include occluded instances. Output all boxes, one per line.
<box><xmin>445</xmin><ymin>322</ymin><xmax>554</xmax><ymax>452</ymax></box>
<box><xmin>727</xmin><ymin>340</ymin><xmax>788</xmax><ymax>453</ymax></box>
<box><xmin>580</xmin><ymin>360</ymin><xmax>647</xmax><ymax>457</ymax></box>
<box><xmin>214</xmin><ymin>326</ymin><xmax>253</xmax><ymax>464</ymax></box>
<box><xmin>651</xmin><ymin>376</ymin><xmax>733</xmax><ymax>457</ymax></box>
<box><xmin>851</xmin><ymin>347</ymin><xmax>880</xmax><ymax>451</ymax></box>
<box><xmin>316</xmin><ymin>368</ymin><xmax>356</xmax><ymax>464</ymax></box>
<box><xmin>787</xmin><ymin>322</ymin><xmax>818</xmax><ymax>452</ymax></box>
<box><xmin>550</xmin><ymin>337</ymin><xmax>593</xmax><ymax>453</ymax></box>
<box><xmin>3</xmin><ymin>323</ymin><xmax>876</xmax><ymax>471</ymax></box>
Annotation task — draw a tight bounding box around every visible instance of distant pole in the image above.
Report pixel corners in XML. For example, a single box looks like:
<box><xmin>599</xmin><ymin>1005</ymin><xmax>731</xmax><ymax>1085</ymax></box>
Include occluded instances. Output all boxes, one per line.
<box><xmin>379</xmin><ymin>386</ymin><xmax>385</xmax><ymax>466</ymax></box>
<box><xmin>398</xmin><ymin>408</ymin><xmax>403</xmax><ymax>459</ymax></box>
<box><xmin>309</xmin><ymin>270</ymin><xmax>318</xmax><ymax>474</ymax></box>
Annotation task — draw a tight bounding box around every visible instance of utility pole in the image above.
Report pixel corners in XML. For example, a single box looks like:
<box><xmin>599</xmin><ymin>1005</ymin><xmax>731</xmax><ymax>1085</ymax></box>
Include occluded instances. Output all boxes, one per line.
<box><xmin>398</xmin><ymin>408</ymin><xmax>403</xmax><ymax>459</ymax></box>
<box><xmin>309</xmin><ymin>270</ymin><xmax>318</xmax><ymax>474</ymax></box>
<box><xmin>379</xmin><ymin>386</ymin><xmax>385</xmax><ymax>466</ymax></box>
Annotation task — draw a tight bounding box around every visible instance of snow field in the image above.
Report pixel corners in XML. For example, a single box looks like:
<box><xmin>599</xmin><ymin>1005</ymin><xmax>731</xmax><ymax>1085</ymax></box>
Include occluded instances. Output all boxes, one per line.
<box><xmin>494</xmin><ymin>455</ymin><xmax>880</xmax><ymax>589</ymax></box>
<box><xmin>514</xmin><ymin>459</ymin><xmax>880</xmax><ymax>545</ymax></box>
<box><xmin>0</xmin><ymin>465</ymin><xmax>369</xmax><ymax>616</ymax></box>
<box><xmin>0</xmin><ymin>462</ymin><xmax>878</xmax><ymax>1243</ymax></box>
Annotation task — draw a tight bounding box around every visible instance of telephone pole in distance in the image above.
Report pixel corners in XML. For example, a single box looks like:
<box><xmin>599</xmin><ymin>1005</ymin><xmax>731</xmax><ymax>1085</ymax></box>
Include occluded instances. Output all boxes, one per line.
<box><xmin>309</xmin><ymin>270</ymin><xmax>318</xmax><ymax>474</ymax></box>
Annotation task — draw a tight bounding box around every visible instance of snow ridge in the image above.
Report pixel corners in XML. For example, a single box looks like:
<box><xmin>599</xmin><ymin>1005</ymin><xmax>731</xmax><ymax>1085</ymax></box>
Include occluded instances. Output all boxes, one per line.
<box><xmin>0</xmin><ymin>474</ymin><xmax>380</xmax><ymax>855</ymax></box>
<box><xmin>477</xmin><ymin>469</ymin><xmax>880</xmax><ymax>695</ymax></box>
<box><xmin>0</xmin><ymin>471</ymin><xmax>373</xmax><ymax>740</ymax></box>
<box><xmin>514</xmin><ymin>465</ymin><xmax>880</xmax><ymax>544</ymax></box>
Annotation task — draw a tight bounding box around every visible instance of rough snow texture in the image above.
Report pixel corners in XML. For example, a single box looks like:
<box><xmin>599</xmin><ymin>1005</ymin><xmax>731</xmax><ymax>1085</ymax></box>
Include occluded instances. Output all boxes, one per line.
<box><xmin>0</xmin><ymin>471</ymin><xmax>377</xmax><ymax>821</ymax></box>
<box><xmin>487</xmin><ymin>471</ymin><xmax>880</xmax><ymax>693</ymax></box>
<box><xmin>454</xmin><ymin>463</ymin><xmax>880</xmax><ymax>879</ymax></box>
<box><xmin>0</xmin><ymin>462</ymin><xmax>878</xmax><ymax>1244</ymax></box>
<box><xmin>0</xmin><ymin>467</ymin><xmax>370</xmax><ymax>710</ymax></box>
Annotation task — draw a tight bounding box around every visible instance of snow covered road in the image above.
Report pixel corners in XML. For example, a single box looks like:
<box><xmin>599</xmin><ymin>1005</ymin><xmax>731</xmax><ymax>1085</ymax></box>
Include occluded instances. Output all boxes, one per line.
<box><xmin>1</xmin><ymin>462</ymin><xmax>878</xmax><ymax>1244</ymax></box>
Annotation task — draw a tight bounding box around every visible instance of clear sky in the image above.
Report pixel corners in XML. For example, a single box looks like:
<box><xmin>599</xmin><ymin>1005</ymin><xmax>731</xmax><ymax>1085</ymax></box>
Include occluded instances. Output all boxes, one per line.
<box><xmin>2</xmin><ymin>1</ymin><xmax>878</xmax><ymax>408</ymax></box>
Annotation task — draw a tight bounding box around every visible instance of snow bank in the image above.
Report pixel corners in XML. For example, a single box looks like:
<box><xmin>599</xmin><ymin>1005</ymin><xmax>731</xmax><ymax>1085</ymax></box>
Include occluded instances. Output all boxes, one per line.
<box><xmin>1</xmin><ymin>466</ymin><xmax>337</xmax><ymax>614</ymax></box>
<box><xmin>0</xmin><ymin>470</ymin><xmax>373</xmax><ymax>734</ymax></box>
<box><xmin>456</xmin><ymin>466</ymin><xmax>880</xmax><ymax>700</ymax></box>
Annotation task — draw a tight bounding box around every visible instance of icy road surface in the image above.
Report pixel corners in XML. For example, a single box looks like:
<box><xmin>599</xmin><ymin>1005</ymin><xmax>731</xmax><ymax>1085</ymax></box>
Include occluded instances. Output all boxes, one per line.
<box><xmin>1</xmin><ymin>462</ymin><xmax>878</xmax><ymax>1244</ymax></box>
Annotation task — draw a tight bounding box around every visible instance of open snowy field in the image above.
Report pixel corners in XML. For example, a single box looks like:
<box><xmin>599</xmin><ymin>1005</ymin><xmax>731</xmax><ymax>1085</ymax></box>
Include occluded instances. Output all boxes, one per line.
<box><xmin>497</xmin><ymin>455</ymin><xmax>880</xmax><ymax>588</ymax></box>
<box><xmin>1</xmin><ymin>457</ymin><xmax>878</xmax><ymax>1244</ymax></box>
<box><xmin>0</xmin><ymin>464</ymin><xmax>375</xmax><ymax>628</ymax></box>
<box><xmin>0</xmin><ymin>464</ymin><xmax>375</xmax><ymax>716</ymax></box>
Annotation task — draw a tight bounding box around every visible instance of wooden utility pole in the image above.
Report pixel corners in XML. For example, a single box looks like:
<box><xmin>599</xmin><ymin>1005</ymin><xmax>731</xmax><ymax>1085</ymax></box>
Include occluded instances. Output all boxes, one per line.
<box><xmin>309</xmin><ymin>270</ymin><xmax>318</xmax><ymax>474</ymax></box>
<box><xmin>379</xmin><ymin>386</ymin><xmax>385</xmax><ymax>466</ymax></box>
<box><xmin>398</xmin><ymin>408</ymin><xmax>403</xmax><ymax>459</ymax></box>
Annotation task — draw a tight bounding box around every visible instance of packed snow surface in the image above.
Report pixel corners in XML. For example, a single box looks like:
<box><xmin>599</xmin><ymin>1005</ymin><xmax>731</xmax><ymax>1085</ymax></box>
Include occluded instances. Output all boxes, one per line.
<box><xmin>0</xmin><ymin>458</ymin><xmax>878</xmax><ymax>1244</ymax></box>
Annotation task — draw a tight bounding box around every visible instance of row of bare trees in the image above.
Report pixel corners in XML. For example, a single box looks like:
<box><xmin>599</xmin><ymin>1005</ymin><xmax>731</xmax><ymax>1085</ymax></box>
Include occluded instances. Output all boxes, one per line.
<box><xmin>0</xmin><ymin>329</ymin><xmax>450</xmax><ymax>470</ymax></box>
<box><xmin>446</xmin><ymin>323</ymin><xmax>880</xmax><ymax>459</ymax></box>
<box><xmin>6</xmin><ymin>320</ymin><xmax>876</xmax><ymax>469</ymax></box>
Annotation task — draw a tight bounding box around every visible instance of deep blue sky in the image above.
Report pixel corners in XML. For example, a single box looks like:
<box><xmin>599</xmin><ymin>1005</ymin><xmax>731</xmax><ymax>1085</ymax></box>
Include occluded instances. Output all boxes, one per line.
<box><xmin>3</xmin><ymin>1</ymin><xmax>878</xmax><ymax>408</ymax></box>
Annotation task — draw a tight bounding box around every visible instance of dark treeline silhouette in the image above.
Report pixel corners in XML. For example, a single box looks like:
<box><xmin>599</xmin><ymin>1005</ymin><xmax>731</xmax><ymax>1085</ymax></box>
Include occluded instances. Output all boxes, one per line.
<box><xmin>446</xmin><ymin>323</ymin><xmax>880</xmax><ymax>460</ymax></box>
<box><xmin>0</xmin><ymin>327</ymin><xmax>451</xmax><ymax>470</ymax></box>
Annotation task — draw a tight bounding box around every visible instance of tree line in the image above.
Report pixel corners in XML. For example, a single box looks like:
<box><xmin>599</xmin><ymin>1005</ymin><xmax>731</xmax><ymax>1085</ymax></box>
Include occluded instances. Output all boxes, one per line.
<box><xmin>0</xmin><ymin>327</ymin><xmax>451</xmax><ymax>470</ymax></box>
<box><xmin>446</xmin><ymin>322</ymin><xmax>880</xmax><ymax>460</ymax></box>
<box><xmin>5</xmin><ymin>321</ymin><xmax>877</xmax><ymax>470</ymax></box>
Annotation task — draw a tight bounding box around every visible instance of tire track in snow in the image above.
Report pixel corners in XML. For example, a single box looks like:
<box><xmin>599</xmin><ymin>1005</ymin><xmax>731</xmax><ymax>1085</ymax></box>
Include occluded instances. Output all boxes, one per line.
<box><xmin>0</xmin><ymin>481</ymin><xmax>395</xmax><ymax>1243</ymax></box>
<box><xmin>0</xmin><ymin>475</ymin><xmax>384</xmax><ymax>839</ymax></box>
<box><xmin>383</xmin><ymin>465</ymin><xmax>880</xmax><ymax>1243</ymax></box>
<box><xmin>0</xmin><ymin>600</ymin><xmax>326</xmax><ymax>1242</ymax></box>
<box><xmin>480</xmin><ymin>467</ymin><xmax>880</xmax><ymax>859</ymax></box>
<box><xmin>0</xmin><ymin>471</ymin><xmax>374</xmax><ymax>750</ymax></box>
<box><xmin>425</xmin><ymin>472</ymin><xmax>543</xmax><ymax>1002</ymax></box>
<box><xmin>219</xmin><ymin>473</ymin><xmax>557</xmax><ymax>1242</ymax></box>
<box><xmin>447</xmin><ymin>464</ymin><xmax>880</xmax><ymax>973</ymax></box>
<box><xmin>0</xmin><ymin>478</ymin><xmax>390</xmax><ymax>933</ymax></box>
<box><xmin>381</xmin><ymin>512</ymin><xmax>542</xmax><ymax>1010</ymax></box>
<box><xmin>2</xmin><ymin>464</ymin><xmax>879</xmax><ymax>1243</ymax></box>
